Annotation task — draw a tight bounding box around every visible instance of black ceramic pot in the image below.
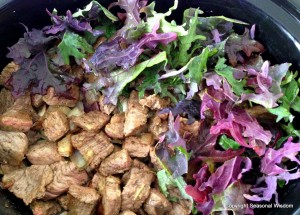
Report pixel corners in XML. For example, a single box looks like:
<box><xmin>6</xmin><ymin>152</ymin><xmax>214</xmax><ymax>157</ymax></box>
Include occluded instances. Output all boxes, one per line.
<box><xmin>0</xmin><ymin>0</ymin><xmax>299</xmax><ymax>215</ymax></box>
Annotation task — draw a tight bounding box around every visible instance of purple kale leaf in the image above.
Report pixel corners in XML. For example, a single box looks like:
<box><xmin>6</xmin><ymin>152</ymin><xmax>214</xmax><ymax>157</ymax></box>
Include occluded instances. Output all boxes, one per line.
<box><xmin>210</xmin><ymin>107</ymin><xmax>272</xmax><ymax>156</ymax></box>
<box><xmin>212</xmin><ymin>182</ymin><xmax>253</xmax><ymax>215</ymax></box>
<box><xmin>261</xmin><ymin>137</ymin><xmax>300</xmax><ymax>175</ymax></box>
<box><xmin>240</xmin><ymin>61</ymin><xmax>289</xmax><ymax>108</ymax></box>
<box><xmin>160</xmin><ymin>99</ymin><xmax>201</xmax><ymax>124</ymax></box>
<box><xmin>89</xmin><ymin>36</ymin><xmax>143</xmax><ymax>72</ymax></box>
<box><xmin>109</xmin><ymin>0</ymin><xmax>147</xmax><ymax>37</ymax></box>
<box><xmin>189</xmin><ymin>119</ymin><xmax>244</xmax><ymax>163</ymax></box>
<box><xmin>44</xmin><ymin>9</ymin><xmax>102</xmax><ymax>36</ymax></box>
<box><xmin>155</xmin><ymin>143</ymin><xmax>189</xmax><ymax>178</ymax></box>
<box><xmin>6</xmin><ymin>52</ymin><xmax>74</xmax><ymax>98</ymax></box>
<box><xmin>244</xmin><ymin>137</ymin><xmax>300</xmax><ymax>203</ymax></box>
<box><xmin>155</xmin><ymin>113</ymin><xmax>188</xmax><ymax>177</ymax></box>
<box><xmin>85</xmin><ymin>51</ymin><xmax>167</xmax><ymax>105</ymax></box>
<box><xmin>243</xmin><ymin>175</ymin><xmax>278</xmax><ymax>203</ymax></box>
<box><xmin>6</xmin><ymin>27</ymin><xmax>55</xmax><ymax>64</ymax></box>
<box><xmin>225</xmin><ymin>28</ymin><xmax>264</xmax><ymax>66</ymax></box>
<box><xmin>89</xmin><ymin>23</ymin><xmax>176</xmax><ymax>72</ymax></box>
<box><xmin>186</xmin><ymin>156</ymin><xmax>252</xmax><ymax>215</ymax></box>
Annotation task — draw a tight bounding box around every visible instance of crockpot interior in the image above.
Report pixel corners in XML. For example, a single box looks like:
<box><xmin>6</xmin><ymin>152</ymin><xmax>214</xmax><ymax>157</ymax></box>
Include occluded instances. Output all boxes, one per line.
<box><xmin>0</xmin><ymin>0</ymin><xmax>299</xmax><ymax>215</ymax></box>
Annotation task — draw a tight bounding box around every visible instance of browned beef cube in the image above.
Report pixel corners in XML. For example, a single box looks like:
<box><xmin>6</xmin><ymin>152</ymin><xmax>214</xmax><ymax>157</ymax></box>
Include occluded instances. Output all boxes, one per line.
<box><xmin>43</xmin><ymin>86</ymin><xmax>79</xmax><ymax>108</ymax></box>
<box><xmin>104</xmin><ymin>113</ymin><xmax>125</xmax><ymax>139</ymax></box>
<box><xmin>99</xmin><ymin>95</ymin><xmax>116</xmax><ymax>115</ymax></box>
<box><xmin>90</xmin><ymin>172</ymin><xmax>106</xmax><ymax>194</ymax></box>
<box><xmin>124</xmin><ymin>91</ymin><xmax>148</xmax><ymax>137</ymax></box>
<box><xmin>100</xmin><ymin>176</ymin><xmax>121</xmax><ymax>215</ymax></box>
<box><xmin>71</xmin><ymin>131</ymin><xmax>114</xmax><ymax>169</ymax></box>
<box><xmin>0</xmin><ymin>88</ymin><xmax>14</xmax><ymax>114</ymax></box>
<box><xmin>149</xmin><ymin>147</ymin><xmax>163</xmax><ymax>171</ymax></box>
<box><xmin>57</xmin><ymin>194</ymin><xmax>69</xmax><ymax>210</ymax></box>
<box><xmin>27</xmin><ymin>141</ymin><xmax>63</xmax><ymax>165</ymax></box>
<box><xmin>0</xmin><ymin>110</ymin><xmax>33</xmax><ymax>132</ymax></box>
<box><xmin>26</xmin><ymin>130</ymin><xmax>44</xmax><ymax>146</ymax></box>
<box><xmin>168</xmin><ymin>188</ymin><xmax>193</xmax><ymax>214</ymax></box>
<box><xmin>45</xmin><ymin>161</ymin><xmax>88</xmax><ymax>199</ymax></box>
<box><xmin>121</xmin><ymin>167</ymin><xmax>155</xmax><ymax>212</ymax></box>
<box><xmin>30</xmin><ymin>200</ymin><xmax>61</xmax><ymax>215</ymax></box>
<box><xmin>120</xmin><ymin>211</ymin><xmax>137</xmax><ymax>215</ymax></box>
<box><xmin>43</xmin><ymin>110</ymin><xmax>69</xmax><ymax>141</ymax></box>
<box><xmin>168</xmin><ymin>203</ymin><xmax>191</xmax><ymax>215</ymax></box>
<box><xmin>149</xmin><ymin>114</ymin><xmax>168</xmax><ymax>140</ymax></box>
<box><xmin>0</xmin><ymin>130</ymin><xmax>28</xmax><ymax>166</ymax></box>
<box><xmin>0</xmin><ymin>95</ymin><xmax>39</xmax><ymax>132</ymax></box>
<box><xmin>99</xmin><ymin>149</ymin><xmax>132</xmax><ymax>176</ymax></box>
<box><xmin>2</xmin><ymin>165</ymin><xmax>53</xmax><ymax>205</ymax></box>
<box><xmin>71</xmin><ymin>110</ymin><xmax>110</xmax><ymax>132</ymax></box>
<box><xmin>139</xmin><ymin>94</ymin><xmax>170</xmax><ymax>110</ymax></box>
<box><xmin>122</xmin><ymin>159</ymin><xmax>152</xmax><ymax>185</ymax></box>
<box><xmin>31</xmin><ymin>94</ymin><xmax>44</xmax><ymax>108</ymax></box>
<box><xmin>0</xmin><ymin>61</ymin><xmax>19</xmax><ymax>86</ymax></box>
<box><xmin>0</xmin><ymin>164</ymin><xmax>25</xmax><ymax>174</ymax></box>
<box><xmin>67</xmin><ymin>185</ymin><xmax>100</xmax><ymax>215</ymax></box>
<box><xmin>179</xmin><ymin>117</ymin><xmax>201</xmax><ymax>140</ymax></box>
<box><xmin>137</xmin><ymin>208</ymin><xmax>148</xmax><ymax>215</ymax></box>
<box><xmin>143</xmin><ymin>189</ymin><xmax>172</xmax><ymax>215</ymax></box>
<box><xmin>123</xmin><ymin>133</ymin><xmax>154</xmax><ymax>158</ymax></box>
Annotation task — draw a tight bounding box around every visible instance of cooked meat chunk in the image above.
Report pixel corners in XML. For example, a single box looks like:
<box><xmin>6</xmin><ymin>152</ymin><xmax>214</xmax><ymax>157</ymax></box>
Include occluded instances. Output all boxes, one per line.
<box><xmin>70</xmin><ymin>66</ymin><xmax>85</xmax><ymax>81</ymax></box>
<box><xmin>105</xmin><ymin>113</ymin><xmax>125</xmax><ymax>139</ymax></box>
<box><xmin>43</xmin><ymin>110</ymin><xmax>69</xmax><ymax>141</ymax></box>
<box><xmin>67</xmin><ymin>185</ymin><xmax>100</xmax><ymax>215</ymax></box>
<box><xmin>179</xmin><ymin>117</ymin><xmax>201</xmax><ymax>140</ymax></box>
<box><xmin>30</xmin><ymin>200</ymin><xmax>61</xmax><ymax>215</ymax></box>
<box><xmin>2</xmin><ymin>165</ymin><xmax>53</xmax><ymax>205</ymax></box>
<box><xmin>71</xmin><ymin>110</ymin><xmax>110</xmax><ymax>132</ymax></box>
<box><xmin>45</xmin><ymin>161</ymin><xmax>88</xmax><ymax>199</ymax></box>
<box><xmin>124</xmin><ymin>91</ymin><xmax>148</xmax><ymax>137</ymax></box>
<box><xmin>31</xmin><ymin>94</ymin><xmax>44</xmax><ymax>108</ymax></box>
<box><xmin>143</xmin><ymin>189</ymin><xmax>172</xmax><ymax>215</ymax></box>
<box><xmin>43</xmin><ymin>86</ymin><xmax>79</xmax><ymax>108</ymax></box>
<box><xmin>99</xmin><ymin>95</ymin><xmax>116</xmax><ymax>115</ymax></box>
<box><xmin>168</xmin><ymin>188</ymin><xmax>193</xmax><ymax>214</ymax></box>
<box><xmin>57</xmin><ymin>194</ymin><xmax>69</xmax><ymax>210</ymax></box>
<box><xmin>99</xmin><ymin>149</ymin><xmax>132</xmax><ymax>176</ymax></box>
<box><xmin>90</xmin><ymin>172</ymin><xmax>106</xmax><ymax>194</ymax></box>
<box><xmin>122</xmin><ymin>159</ymin><xmax>151</xmax><ymax>184</ymax></box>
<box><xmin>139</xmin><ymin>94</ymin><xmax>170</xmax><ymax>110</ymax></box>
<box><xmin>0</xmin><ymin>163</ymin><xmax>25</xmax><ymax>174</ymax></box>
<box><xmin>149</xmin><ymin>147</ymin><xmax>163</xmax><ymax>171</ymax></box>
<box><xmin>0</xmin><ymin>89</ymin><xmax>14</xmax><ymax>114</ymax></box>
<box><xmin>123</xmin><ymin>133</ymin><xmax>154</xmax><ymax>157</ymax></box>
<box><xmin>71</xmin><ymin>131</ymin><xmax>114</xmax><ymax>169</ymax></box>
<box><xmin>168</xmin><ymin>203</ymin><xmax>190</xmax><ymax>215</ymax></box>
<box><xmin>149</xmin><ymin>114</ymin><xmax>168</xmax><ymax>140</ymax></box>
<box><xmin>27</xmin><ymin>141</ymin><xmax>63</xmax><ymax>165</ymax></box>
<box><xmin>120</xmin><ymin>211</ymin><xmax>137</xmax><ymax>215</ymax></box>
<box><xmin>0</xmin><ymin>95</ymin><xmax>38</xmax><ymax>132</ymax></box>
<box><xmin>0</xmin><ymin>61</ymin><xmax>19</xmax><ymax>85</ymax></box>
<box><xmin>26</xmin><ymin>130</ymin><xmax>43</xmax><ymax>145</ymax></box>
<box><xmin>121</xmin><ymin>166</ymin><xmax>155</xmax><ymax>212</ymax></box>
<box><xmin>47</xmin><ymin>105</ymin><xmax>71</xmax><ymax>116</ymax></box>
<box><xmin>101</xmin><ymin>176</ymin><xmax>121</xmax><ymax>215</ymax></box>
<box><xmin>0</xmin><ymin>130</ymin><xmax>28</xmax><ymax>166</ymax></box>
<box><xmin>0</xmin><ymin>110</ymin><xmax>33</xmax><ymax>132</ymax></box>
